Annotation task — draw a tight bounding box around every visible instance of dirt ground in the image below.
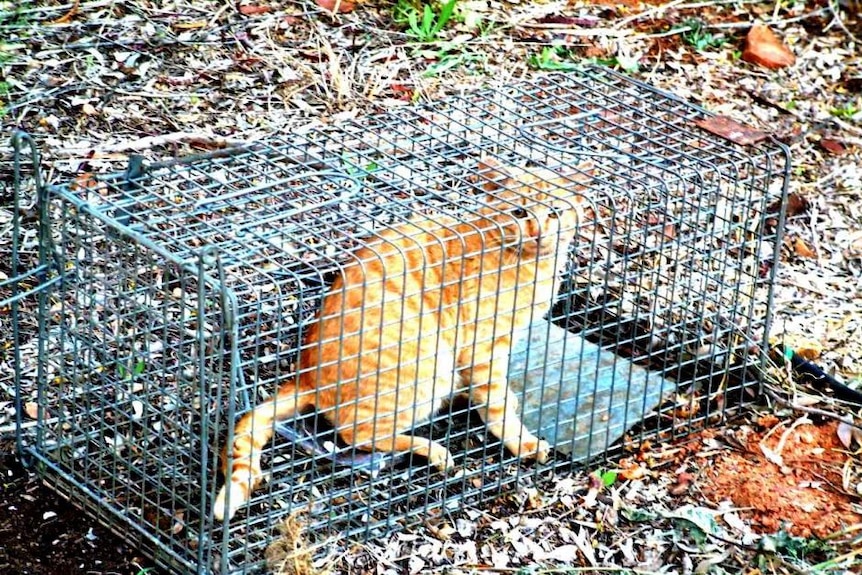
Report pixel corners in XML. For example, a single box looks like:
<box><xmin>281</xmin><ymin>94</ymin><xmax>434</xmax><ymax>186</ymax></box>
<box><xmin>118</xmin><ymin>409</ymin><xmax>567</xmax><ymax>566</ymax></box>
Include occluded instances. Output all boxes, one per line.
<box><xmin>1</xmin><ymin>0</ymin><xmax>861</xmax><ymax>574</ymax></box>
<box><xmin>0</xmin><ymin>441</ymin><xmax>154</xmax><ymax>574</ymax></box>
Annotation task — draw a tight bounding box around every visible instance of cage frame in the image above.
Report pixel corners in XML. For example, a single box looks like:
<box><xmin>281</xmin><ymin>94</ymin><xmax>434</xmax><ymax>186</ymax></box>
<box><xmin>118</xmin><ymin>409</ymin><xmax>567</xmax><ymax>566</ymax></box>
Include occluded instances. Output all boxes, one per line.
<box><xmin>6</xmin><ymin>67</ymin><xmax>791</xmax><ymax>575</ymax></box>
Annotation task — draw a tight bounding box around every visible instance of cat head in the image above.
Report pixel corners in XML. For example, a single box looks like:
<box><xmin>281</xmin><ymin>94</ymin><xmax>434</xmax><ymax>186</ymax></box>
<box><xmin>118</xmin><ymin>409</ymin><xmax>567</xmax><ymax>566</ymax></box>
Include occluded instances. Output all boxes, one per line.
<box><xmin>473</xmin><ymin>158</ymin><xmax>592</xmax><ymax>258</ymax></box>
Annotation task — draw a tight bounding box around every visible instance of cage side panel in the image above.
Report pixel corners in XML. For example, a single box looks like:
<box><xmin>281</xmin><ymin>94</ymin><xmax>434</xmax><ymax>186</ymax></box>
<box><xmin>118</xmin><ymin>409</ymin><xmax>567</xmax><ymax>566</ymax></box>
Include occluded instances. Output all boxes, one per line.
<box><xmin>30</xmin><ymin>195</ymin><xmax>225</xmax><ymax>574</ymax></box>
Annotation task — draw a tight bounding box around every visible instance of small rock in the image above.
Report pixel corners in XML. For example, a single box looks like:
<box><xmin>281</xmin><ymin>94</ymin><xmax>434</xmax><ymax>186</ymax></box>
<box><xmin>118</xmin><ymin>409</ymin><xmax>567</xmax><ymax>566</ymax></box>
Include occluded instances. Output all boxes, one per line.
<box><xmin>24</xmin><ymin>401</ymin><xmax>39</xmax><ymax>419</ymax></box>
<box><xmin>742</xmin><ymin>24</ymin><xmax>796</xmax><ymax>70</ymax></box>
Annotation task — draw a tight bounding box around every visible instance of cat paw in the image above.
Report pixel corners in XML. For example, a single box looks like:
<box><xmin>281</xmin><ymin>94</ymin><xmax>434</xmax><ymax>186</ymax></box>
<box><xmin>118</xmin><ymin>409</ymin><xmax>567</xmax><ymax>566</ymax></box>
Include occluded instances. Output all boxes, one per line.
<box><xmin>212</xmin><ymin>482</ymin><xmax>246</xmax><ymax>522</ymax></box>
<box><xmin>427</xmin><ymin>443</ymin><xmax>457</xmax><ymax>472</ymax></box>
<box><xmin>532</xmin><ymin>439</ymin><xmax>551</xmax><ymax>464</ymax></box>
<box><xmin>508</xmin><ymin>437</ymin><xmax>550</xmax><ymax>463</ymax></box>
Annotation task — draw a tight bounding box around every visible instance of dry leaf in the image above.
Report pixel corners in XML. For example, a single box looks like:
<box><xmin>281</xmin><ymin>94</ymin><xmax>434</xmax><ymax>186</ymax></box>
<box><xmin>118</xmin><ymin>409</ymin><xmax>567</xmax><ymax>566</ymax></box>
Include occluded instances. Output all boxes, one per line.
<box><xmin>836</xmin><ymin>420</ymin><xmax>862</xmax><ymax>449</ymax></box>
<box><xmin>784</xmin><ymin>192</ymin><xmax>809</xmax><ymax>217</ymax></box>
<box><xmin>670</xmin><ymin>472</ymin><xmax>695</xmax><ymax>495</ymax></box>
<box><xmin>238</xmin><ymin>4</ymin><xmax>272</xmax><ymax>15</ymax></box>
<box><xmin>792</xmin><ymin>339</ymin><xmax>823</xmax><ymax>360</ymax></box>
<box><xmin>316</xmin><ymin>0</ymin><xmax>356</xmax><ymax>14</ymax></box>
<box><xmin>171</xmin><ymin>511</ymin><xmax>185</xmax><ymax>535</ymax></box>
<box><xmin>742</xmin><ymin>24</ymin><xmax>796</xmax><ymax>70</ymax></box>
<box><xmin>820</xmin><ymin>138</ymin><xmax>847</xmax><ymax>155</ymax></box>
<box><xmin>793</xmin><ymin>237</ymin><xmax>817</xmax><ymax>259</ymax></box>
<box><xmin>843</xmin><ymin>231</ymin><xmax>862</xmax><ymax>261</ymax></box>
<box><xmin>837</xmin><ymin>421</ymin><xmax>853</xmax><ymax>448</ymax></box>
<box><xmin>694</xmin><ymin>116</ymin><xmax>769</xmax><ymax>145</ymax></box>
<box><xmin>51</xmin><ymin>0</ymin><xmax>80</xmax><ymax>24</ymax></box>
<box><xmin>618</xmin><ymin>459</ymin><xmax>647</xmax><ymax>481</ymax></box>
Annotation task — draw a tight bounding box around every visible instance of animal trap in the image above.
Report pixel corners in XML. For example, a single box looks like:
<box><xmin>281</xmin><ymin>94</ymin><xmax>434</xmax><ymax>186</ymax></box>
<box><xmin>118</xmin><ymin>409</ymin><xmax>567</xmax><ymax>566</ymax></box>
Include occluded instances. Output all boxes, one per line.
<box><xmin>8</xmin><ymin>68</ymin><xmax>789</xmax><ymax>574</ymax></box>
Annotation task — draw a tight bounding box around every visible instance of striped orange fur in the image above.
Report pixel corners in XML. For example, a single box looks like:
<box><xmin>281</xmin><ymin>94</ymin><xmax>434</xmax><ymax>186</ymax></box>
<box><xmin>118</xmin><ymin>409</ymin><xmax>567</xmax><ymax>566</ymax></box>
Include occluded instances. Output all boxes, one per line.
<box><xmin>213</xmin><ymin>159</ymin><xmax>591</xmax><ymax>521</ymax></box>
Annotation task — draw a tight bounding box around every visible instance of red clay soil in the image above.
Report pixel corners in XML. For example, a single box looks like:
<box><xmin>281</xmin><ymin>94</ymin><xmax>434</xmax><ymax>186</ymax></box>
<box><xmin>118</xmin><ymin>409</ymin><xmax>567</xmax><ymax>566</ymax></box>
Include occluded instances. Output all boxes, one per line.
<box><xmin>696</xmin><ymin>418</ymin><xmax>860</xmax><ymax>539</ymax></box>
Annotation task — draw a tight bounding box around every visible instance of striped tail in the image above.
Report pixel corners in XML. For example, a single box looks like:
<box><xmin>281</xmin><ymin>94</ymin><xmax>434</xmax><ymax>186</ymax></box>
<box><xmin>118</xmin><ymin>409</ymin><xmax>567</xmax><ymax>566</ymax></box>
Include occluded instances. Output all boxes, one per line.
<box><xmin>213</xmin><ymin>393</ymin><xmax>302</xmax><ymax>521</ymax></box>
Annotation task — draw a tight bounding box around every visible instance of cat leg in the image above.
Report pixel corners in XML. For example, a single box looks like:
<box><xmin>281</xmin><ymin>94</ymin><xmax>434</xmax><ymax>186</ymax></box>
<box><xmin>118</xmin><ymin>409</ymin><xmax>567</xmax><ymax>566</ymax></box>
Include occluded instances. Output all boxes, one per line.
<box><xmin>341</xmin><ymin>427</ymin><xmax>457</xmax><ymax>472</ymax></box>
<box><xmin>465</xmin><ymin>366</ymin><xmax>550</xmax><ymax>463</ymax></box>
<box><xmin>213</xmin><ymin>393</ymin><xmax>300</xmax><ymax>521</ymax></box>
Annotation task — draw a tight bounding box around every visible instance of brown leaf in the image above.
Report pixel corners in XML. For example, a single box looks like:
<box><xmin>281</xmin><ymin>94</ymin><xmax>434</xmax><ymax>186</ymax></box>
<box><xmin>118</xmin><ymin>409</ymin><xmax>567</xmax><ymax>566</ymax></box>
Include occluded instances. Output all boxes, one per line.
<box><xmin>51</xmin><ymin>0</ymin><xmax>80</xmax><ymax>24</ymax></box>
<box><xmin>316</xmin><ymin>0</ymin><xmax>356</xmax><ymax>14</ymax></box>
<box><xmin>784</xmin><ymin>192</ymin><xmax>809</xmax><ymax>218</ymax></box>
<box><xmin>390</xmin><ymin>83</ymin><xmax>414</xmax><ymax>101</ymax></box>
<box><xmin>793</xmin><ymin>339</ymin><xmax>823</xmax><ymax>361</ymax></box>
<box><xmin>820</xmin><ymin>138</ymin><xmax>847</xmax><ymax>155</ymax></box>
<box><xmin>670</xmin><ymin>472</ymin><xmax>694</xmax><ymax>495</ymax></box>
<box><xmin>662</xmin><ymin>223</ymin><xmax>677</xmax><ymax>240</ymax></box>
<box><xmin>742</xmin><ymin>24</ymin><xmax>796</xmax><ymax>70</ymax></box>
<box><xmin>618</xmin><ymin>458</ymin><xmax>647</xmax><ymax>481</ymax></box>
<box><xmin>694</xmin><ymin>116</ymin><xmax>769</xmax><ymax>146</ymax></box>
<box><xmin>793</xmin><ymin>236</ymin><xmax>817</xmax><ymax>259</ymax></box>
<box><xmin>583</xmin><ymin>44</ymin><xmax>609</xmax><ymax>59</ymax></box>
<box><xmin>71</xmin><ymin>172</ymin><xmax>99</xmax><ymax>190</ymax></box>
<box><xmin>238</xmin><ymin>4</ymin><xmax>272</xmax><ymax>16</ymax></box>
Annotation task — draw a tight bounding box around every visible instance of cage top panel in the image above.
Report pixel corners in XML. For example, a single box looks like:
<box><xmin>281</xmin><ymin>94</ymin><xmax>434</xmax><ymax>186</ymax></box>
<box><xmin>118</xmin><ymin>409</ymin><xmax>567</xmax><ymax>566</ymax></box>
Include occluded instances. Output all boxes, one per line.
<box><xmin>51</xmin><ymin>68</ymin><xmax>787</xmax><ymax>289</ymax></box>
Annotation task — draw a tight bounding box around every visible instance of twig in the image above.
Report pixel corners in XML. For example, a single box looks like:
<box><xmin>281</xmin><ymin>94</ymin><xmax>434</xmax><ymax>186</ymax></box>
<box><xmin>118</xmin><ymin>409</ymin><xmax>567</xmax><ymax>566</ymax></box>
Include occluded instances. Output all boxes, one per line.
<box><xmin>824</xmin><ymin>0</ymin><xmax>861</xmax><ymax>42</ymax></box>
<box><xmin>613</xmin><ymin>0</ymin><xmax>689</xmax><ymax>29</ymax></box>
<box><xmin>760</xmin><ymin>415</ymin><xmax>811</xmax><ymax>465</ymax></box>
<box><xmin>775</xmin><ymin>278</ymin><xmax>833</xmax><ymax>298</ymax></box>
<box><xmin>705</xmin><ymin>7</ymin><xmax>831</xmax><ymax>29</ymax></box>
<box><xmin>763</xmin><ymin>386</ymin><xmax>862</xmax><ymax>427</ymax></box>
<box><xmin>512</xmin><ymin>23</ymin><xmax>630</xmax><ymax>37</ymax></box>
<box><xmin>831</xmin><ymin>117</ymin><xmax>862</xmax><ymax>138</ymax></box>
<box><xmin>54</xmin><ymin>131</ymin><xmax>246</xmax><ymax>157</ymax></box>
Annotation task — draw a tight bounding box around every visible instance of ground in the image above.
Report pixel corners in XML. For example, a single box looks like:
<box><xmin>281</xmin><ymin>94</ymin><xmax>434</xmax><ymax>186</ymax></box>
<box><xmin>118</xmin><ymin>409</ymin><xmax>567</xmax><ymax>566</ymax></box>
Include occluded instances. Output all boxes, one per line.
<box><xmin>1</xmin><ymin>1</ymin><xmax>861</xmax><ymax>574</ymax></box>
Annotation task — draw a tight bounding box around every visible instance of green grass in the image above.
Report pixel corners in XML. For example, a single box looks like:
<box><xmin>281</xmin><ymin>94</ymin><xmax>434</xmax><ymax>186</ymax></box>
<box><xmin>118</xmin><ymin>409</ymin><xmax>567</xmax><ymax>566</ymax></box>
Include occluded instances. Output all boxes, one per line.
<box><xmin>393</xmin><ymin>0</ymin><xmax>459</xmax><ymax>42</ymax></box>
<box><xmin>528</xmin><ymin>46</ymin><xmax>639</xmax><ymax>74</ymax></box>
<box><xmin>117</xmin><ymin>359</ymin><xmax>146</xmax><ymax>381</ymax></box>
<box><xmin>0</xmin><ymin>1</ymin><xmax>34</xmax><ymax>27</ymax></box>
<box><xmin>830</xmin><ymin>101</ymin><xmax>860</xmax><ymax>119</ymax></box>
<box><xmin>423</xmin><ymin>46</ymin><xmax>485</xmax><ymax>77</ymax></box>
<box><xmin>527</xmin><ymin>46</ymin><xmax>581</xmax><ymax>72</ymax></box>
<box><xmin>676</xmin><ymin>18</ymin><xmax>727</xmax><ymax>52</ymax></box>
<box><xmin>0</xmin><ymin>79</ymin><xmax>10</xmax><ymax>119</ymax></box>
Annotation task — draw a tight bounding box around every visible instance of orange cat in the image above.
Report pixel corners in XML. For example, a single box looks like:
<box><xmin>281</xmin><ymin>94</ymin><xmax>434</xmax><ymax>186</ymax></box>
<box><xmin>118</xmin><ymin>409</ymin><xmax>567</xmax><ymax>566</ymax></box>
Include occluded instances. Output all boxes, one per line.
<box><xmin>213</xmin><ymin>159</ymin><xmax>591</xmax><ymax>521</ymax></box>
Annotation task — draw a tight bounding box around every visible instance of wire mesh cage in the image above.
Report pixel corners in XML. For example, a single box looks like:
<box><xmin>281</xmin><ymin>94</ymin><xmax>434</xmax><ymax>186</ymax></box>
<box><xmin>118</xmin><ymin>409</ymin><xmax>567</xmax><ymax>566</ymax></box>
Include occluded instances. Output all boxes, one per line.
<box><xmin>10</xmin><ymin>67</ymin><xmax>788</xmax><ymax>574</ymax></box>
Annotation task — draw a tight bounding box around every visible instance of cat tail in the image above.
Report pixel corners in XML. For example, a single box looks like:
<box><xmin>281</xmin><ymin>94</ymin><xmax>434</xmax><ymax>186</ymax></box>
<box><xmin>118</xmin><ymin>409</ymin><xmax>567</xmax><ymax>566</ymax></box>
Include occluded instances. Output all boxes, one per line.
<box><xmin>212</xmin><ymin>391</ymin><xmax>309</xmax><ymax>521</ymax></box>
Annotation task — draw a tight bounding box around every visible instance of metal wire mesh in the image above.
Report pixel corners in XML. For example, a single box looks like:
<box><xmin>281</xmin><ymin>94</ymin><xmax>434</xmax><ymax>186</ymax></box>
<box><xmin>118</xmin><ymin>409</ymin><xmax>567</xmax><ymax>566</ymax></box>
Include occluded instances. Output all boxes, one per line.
<box><xmin>11</xmin><ymin>68</ymin><xmax>789</xmax><ymax>575</ymax></box>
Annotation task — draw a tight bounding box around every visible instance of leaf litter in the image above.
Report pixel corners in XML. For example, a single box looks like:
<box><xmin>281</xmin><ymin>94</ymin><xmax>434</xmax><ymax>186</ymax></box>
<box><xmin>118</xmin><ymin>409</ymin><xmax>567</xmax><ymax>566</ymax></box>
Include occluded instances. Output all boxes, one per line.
<box><xmin>1</xmin><ymin>1</ymin><xmax>861</xmax><ymax>574</ymax></box>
